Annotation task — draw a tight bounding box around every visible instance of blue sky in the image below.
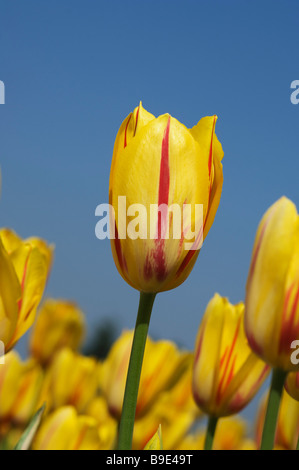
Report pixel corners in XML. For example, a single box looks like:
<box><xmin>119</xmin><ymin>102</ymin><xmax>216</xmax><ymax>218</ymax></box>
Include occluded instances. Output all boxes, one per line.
<box><xmin>1</xmin><ymin>0</ymin><xmax>299</xmax><ymax>427</ymax></box>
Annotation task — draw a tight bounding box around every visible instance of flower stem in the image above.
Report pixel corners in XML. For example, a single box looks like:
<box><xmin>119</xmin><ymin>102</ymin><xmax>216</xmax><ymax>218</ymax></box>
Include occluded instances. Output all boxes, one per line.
<box><xmin>260</xmin><ymin>368</ymin><xmax>287</xmax><ymax>450</ymax></box>
<box><xmin>204</xmin><ymin>416</ymin><xmax>218</xmax><ymax>450</ymax></box>
<box><xmin>117</xmin><ymin>291</ymin><xmax>156</xmax><ymax>450</ymax></box>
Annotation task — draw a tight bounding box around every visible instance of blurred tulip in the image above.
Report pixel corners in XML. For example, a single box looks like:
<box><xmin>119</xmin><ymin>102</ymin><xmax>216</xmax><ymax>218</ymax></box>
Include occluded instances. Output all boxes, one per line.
<box><xmin>256</xmin><ymin>389</ymin><xmax>299</xmax><ymax>450</ymax></box>
<box><xmin>245</xmin><ymin>197</ymin><xmax>299</xmax><ymax>371</ymax></box>
<box><xmin>109</xmin><ymin>102</ymin><xmax>223</xmax><ymax>293</ymax></box>
<box><xmin>132</xmin><ymin>360</ymin><xmax>200</xmax><ymax>450</ymax></box>
<box><xmin>0</xmin><ymin>229</ymin><xmax>53</xmax><ymax>351</ymax></box>
<box><xmin>0</xmin><ymin>351</ymin><xmax>43</xmax><ymax>433</ymax></box>
<box><xmin>32</xmin><ymin>406</ymin><xmax>101</xmax><ymax>450</ymax></box>
<box><xmin>285</xmin><ymin>371</ymin><xmax>299</xmax><ymax>401</ymax></box>
<box><xmin>42</xmin><ymin>348</ymin><xmax>99</xmax><ymax>413</ymax></box>
<box><xmin>86</xmin><ymin>397</ymin><xmax>118</xmax><ymax>450</ymax></box>
<box><xmin>29</xmin><ymin>299</ymin><xmax>85</xmax><ymax>366</ymax></box>
<box><xmin>178</xmin><ymin>416</ymin><xmax>256</xmax><ymax>450</ymax></box>
<box><xmin>100</xmin><ymin>330</ymin><xmax>190</xmax><ymax>419</ymax></box>
<box><xmin>192</xmin><ymin>294</ymin><xmax>269</xmax><ymax>417</ymax></box>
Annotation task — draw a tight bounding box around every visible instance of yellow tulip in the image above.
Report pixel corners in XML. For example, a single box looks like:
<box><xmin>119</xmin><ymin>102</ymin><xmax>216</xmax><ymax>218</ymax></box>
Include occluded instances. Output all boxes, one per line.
<box><xmin>192</xmin><ymin>294</ymin><xmax>270</xmax><ymax>417</ymax></box>
<box><xmin>245</xmin><ymin>197</ymin><xmax>299</xmax><ymax>371</ymax></box>
<box><xmin>100</xmin><ymin>330</ymin><xmax>190</xmax><ymax>419</ymax></box>
<box><xmin>0</xmin><ymin>229</ymin><xmax>53</xmax><ymax>351</ymax></box>
<box><xmin>109</xmin><ymin>103</ymin><xmax>223</xmax><ymax>293</ymax></box>
<box><xmin>29</xmin><ymin>299</ymin><xmax>85</xmax><ymax>366</ymax></box>
<box><xmin>256</xmin><ymin>389</ymin><xmax>299</xmax><ymax>450</ymax></box>
<box><xmin>285</xmin><ymin>371</ymin><xmax>299</xmax><ymax>401</ymax></box>
<box><xmin>42</xmin><ymin>348</ymin><xmax>99</xmax><ymax>413</ymax></box>
<box><xmin>132</xmin><ymin>363</ymin><xmax>199</xmax><ymax>450</ymax></box>
<box><xmin>86</xmin><ymin>397</ymin><xmax>118</xmax><ymax>450</ymax></box>
<box><xmin>178</xmin><ymin>416</ymin><xmax>256</xmax><ymax>450</ymax></box>
<box><xmin>32</xmin><ymin>406</ymin><xmax>101</xmax><ymax>450</ymax></box>
<box><xmin>0</xmin><ymin>351</ymin><xmax>43</xmax><ymax>428</ymax></box>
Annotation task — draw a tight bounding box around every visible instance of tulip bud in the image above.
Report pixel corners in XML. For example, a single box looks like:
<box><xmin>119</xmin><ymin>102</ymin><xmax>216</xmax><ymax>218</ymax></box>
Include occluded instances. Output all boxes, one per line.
<box><xmin>245</xmin><ymin>197</ymin><xmax>299</xmax><ymax>371</ymax></box>
<box><xmin>0</xmin><ymin>229</ymin><xmax>53</xmax><ymax>351</ymax></box>
<box><xmin>29</xmin><ymin>299</ymin><xmax>85</xmax><ymax>366</ymax></box>
<box><xmin>285</xmin><ymin>371</ymin><xmax>299</xmax><ymax>401</ymax></box>
<box><xmin>178</xmin><ymin>416</ymin><xmax>256</xmax><ymax>450</ymax></box>
<box><xmin>100</xmin><ymin>330</ymin><xmax>190</xmax><ymax>419</ymax></box>
<box><xmin>32</xmin><ymin>406</ymin><xmax>101</xmax><ymax>450</ymax></box>
<box><xmin>0</xmin><ymin>351</ymin><xmax>43</xmax><ymax>427</ymax></box>
<box><xmin>256</xmin><ymin>389</ymin><xmax>299</xmax><ymax>450</ymax></box>
<box><xmin>192</xmin><ymin>294</ymin><xmax>269</xmax><ymax>417</ymax></box>
<box><xmin>43</xmin><ymin>348</ymin><xmax>100</xmax><ymax>413</ymax></box>
<box><xmin>109</xmin><ymin>103</ymin><xmax>223</xmax><ymax>293</ymax></box>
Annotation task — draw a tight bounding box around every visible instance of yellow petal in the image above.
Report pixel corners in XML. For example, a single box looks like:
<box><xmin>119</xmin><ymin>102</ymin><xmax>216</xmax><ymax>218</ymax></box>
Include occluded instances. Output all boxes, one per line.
<box><xmin>245</xmin><ymin>197</ymin><xmax>299</xmax><ymax>370</ymax></box>
<box><xmin>0</xmin><ymin>239</ymin><xmax>20</xmax><ymax>348</ymax></box>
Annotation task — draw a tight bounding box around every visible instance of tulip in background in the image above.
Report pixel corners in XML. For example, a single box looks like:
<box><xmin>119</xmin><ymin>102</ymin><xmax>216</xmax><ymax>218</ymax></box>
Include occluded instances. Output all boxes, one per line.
<box><xmin>192</xmin><ymin>293</ymin><xmax>269</xmax><ymax>450</ymax></box>
<box><xmin>0</xmin><ymin>229</ymin><xmax>53</xmax><ymax>352</ymax></box>
<box><xmin>109</xmin><ymin>103</ymin><xmax>224</xmax><ymax>449</ymax></box>
<box><xmin>255</xmin><ymin>389</ymin><xmax>299</xmax><ymax>450</ymax></box>
<box><xmin>29</xmin><ymin>299</ymin><xmax>85</xmax><ymax>366</ymax></box>
<box><xmin>245</xmin><ymin>197</ymin><xmax>299</xmax><ymax>449</ymax></box>
<box><xmin>0</xmin><ymin>351</ymin><xmax>43</xmax><ymax>444</ymax></box>
<box><xmin>178</xmin><ymin>416</ymin><xmax>257</xmax><ymax>451</ymax></box>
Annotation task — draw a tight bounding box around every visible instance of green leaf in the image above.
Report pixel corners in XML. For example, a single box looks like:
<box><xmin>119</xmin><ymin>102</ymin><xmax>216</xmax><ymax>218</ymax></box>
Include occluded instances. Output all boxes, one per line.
<box><xmin>14</xmin><ymin>404</ymin><xmax>45</xmax><ymax>451</ymax></box>
<box><xmin>144</xmin><ymin>425</ymin><xmax>163</xmax><ymax>450</ymax></box>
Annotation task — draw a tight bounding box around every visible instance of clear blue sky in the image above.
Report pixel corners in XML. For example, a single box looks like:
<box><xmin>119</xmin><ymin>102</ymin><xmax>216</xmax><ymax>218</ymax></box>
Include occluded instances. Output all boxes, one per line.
<box><xmin>1</xmin><ymin>0</ymin><xmax>299</xmax><ymax>427</ymax></box>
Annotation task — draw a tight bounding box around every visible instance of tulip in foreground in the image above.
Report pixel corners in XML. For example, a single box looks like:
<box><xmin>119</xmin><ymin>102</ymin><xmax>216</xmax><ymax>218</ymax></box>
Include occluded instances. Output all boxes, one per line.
<box><xmin>245</xmin><ymin>197</ymin><xmax>299</xmax><ymax>449</ymax></box>
<box><xmin>192</xmin><ymin>294</ymin><xmax>269</xmax><ymax>449</ymax></box>
<box><xmin>109</xmin><ymin>103</ymin><xmax>224</xmax><ymax>450</ymax></box>
<box><xmin>109</xmin><ymin>102</ymin><xmax>223</xmax><ymax>293</ymax></box>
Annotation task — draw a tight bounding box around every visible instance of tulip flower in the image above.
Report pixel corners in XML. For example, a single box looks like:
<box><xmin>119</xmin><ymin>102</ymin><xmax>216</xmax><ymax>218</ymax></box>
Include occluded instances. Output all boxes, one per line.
<box><xmin>109</xmin><ymin>103</ymin><xmax>224</xmax><ymax>450</ymax></box>
<box><xmin>285</xmin><ymin>371</ymin><xmax>299</xmax><ymax>402</ymax></box>
<box><xmin>109</xmin><ymin>102</ymin><xmax>223</xmax><ymax>293</ymax></box>
<box><xmin>192</xmin><ymin>294</ymin><xmax>269</xmax><ymax>450</ymax></box>
<box><xmin>245</xmin><ymin>197</ymin><xmax>299</xmax><ymax>449</ymax></box>
<box><xmin>29</xmin><ymin>299</ymin><xmax>85</xmax><ymax>366</ymax></box>
<box><xmin>32</xmin><ymin>407</ymin><xmax>101</xmax><ymax>450</ymax></box>
<box><xmin>0</xmin><ymin>229</ymin><xmax>53</xmax><ymax>351</ymax></box>
<box><xmin>178</xmin><ymin>416</ymin><xmax>257</xmax><ymax>450</ymax></box>
<box><xmin>245</xmin><ymin>197</ymin><xmax>299</xmax><ymax>371</ymax></box>
<box><xmin>100</xmin><ymin>330</ymin><xmax>191</xmax><ymax>419</ymax></box>
<box><xmin>256</xmin><ymin>390</ymin><xmax>299</xmax><ymax>450</ymax></box>
<box><xmin>0</xmin><ymin>351</ymin><xmax>43</xmax><ymax>433</ymax></box>
<box><xmin>42</xmin><ymin>348</ymin><xmax>100</xmax><ymax>413</ymax></box>
<box><xmin>86</xmin><ymin>397</ymin><xmax>118</xmax><ymax>450</ymax></box>
<box><xmin>132</xmin><ymin>361</ymin><xmax>199</xmax><ymax>450</ymax></box>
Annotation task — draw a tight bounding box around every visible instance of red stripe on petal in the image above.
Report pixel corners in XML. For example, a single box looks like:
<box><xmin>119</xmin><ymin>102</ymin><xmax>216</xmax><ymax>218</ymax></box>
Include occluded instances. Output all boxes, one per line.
<box><xmin>134</xmin><ymin>106</ymin><xmax>140</xmax><ymax>136</ymax></box>
<box><xmin>279</xmin><ymin>283</ymin><xmax>299</xmax><ymax>354</ymax></box>
<box><xmin>216</xmin><ymin>318</ymin><xmax>241</xmax><ymax>404</ymax></box>
<box><xmin>158</xmin><ymin>116</ymin><xmax>171</xmax><ymax>207</ymax></box>
<box><xmin>124</xmin><ymin>114</ymin><xmax>132</xmax><ymax>148</ymax></box>
<box><xmin>113</xmin><ymin>223</ymin><xmax>128</xmax><ymax>274</ymax></box>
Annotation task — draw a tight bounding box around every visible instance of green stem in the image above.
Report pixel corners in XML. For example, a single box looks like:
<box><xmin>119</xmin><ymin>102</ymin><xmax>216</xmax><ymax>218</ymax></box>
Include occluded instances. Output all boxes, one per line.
<box><xmin>117</xmin><ymin>291</ymin><xmax>156</xmax><ymax>450</ymax></box>
<box><xmin>260</xmin><ymin>368</ymin><xmax>287</xmax><ymax>450</ymax></box>
<box><xmin>296</xmin><ymin>433</ymin><xmax>299</xmax><ymax>450</ymax></box>
<box><xmin>204</xmin><ymin>416</ymin><xmax>218</xmax><ymax>450</ymax></box>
